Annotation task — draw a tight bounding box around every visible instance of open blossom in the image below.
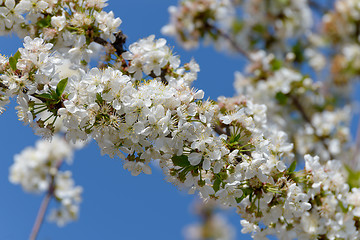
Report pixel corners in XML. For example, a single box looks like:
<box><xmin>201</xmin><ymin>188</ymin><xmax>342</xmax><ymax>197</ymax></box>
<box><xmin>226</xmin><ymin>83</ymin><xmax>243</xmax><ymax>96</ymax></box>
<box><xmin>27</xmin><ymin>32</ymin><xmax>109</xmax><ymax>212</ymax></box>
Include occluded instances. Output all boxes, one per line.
<box><xmin>94</xmin><ymin>11</ymin><xmax>122</xmax><ymax>42</ymax></box>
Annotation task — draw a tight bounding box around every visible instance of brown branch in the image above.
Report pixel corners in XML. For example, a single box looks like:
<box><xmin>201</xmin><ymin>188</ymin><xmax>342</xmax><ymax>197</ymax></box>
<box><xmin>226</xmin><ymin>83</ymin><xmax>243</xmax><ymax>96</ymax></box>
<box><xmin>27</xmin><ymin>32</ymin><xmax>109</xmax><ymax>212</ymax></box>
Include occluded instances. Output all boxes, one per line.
<box><xmin>210</xmin><ymin>24</ymin><xmax>336</xmax><ymax>159</ymax></box>
<box><xmin>352</xmin><ymin>115</ymin><xmax>360</xmax><ymax>166</ymax></box>
<box><xmin>309</xmin><ymin>0</ymin><xmax>329</xmax><ymax>14</ymax></box>
<box><xmin>289</xmin><ymin>94</ymin><xmax>335</xmax><ymax>160</ymax></box>
<box><xmin>148</xmin><ymin>71</ymin><xmax>168</xmax><ymax>85</ymax></box>
<box><xmin>210</xmin><ymin>24</ymin><xmax>250</xmax><ymax>60</ymax></box>
<box><xmin>93</xmin><ymin>31</ymin><xmax>127</xmax><ymax>56</ymax></box>
<box><xmin>213</xmin><ymin>124</ymin><xmax>228</xmax><ymax>136</ymax></box>
<box><xmin>29</xmin><ymin>186</ymin><xmax>54</xmax><ymax>240</ymax></box>
<box><xmin>29</xmin><ymin>160</ymin><xmax>62</xmax><ymax>240</ymax></box>
<box><xmin>0</xmin><ymin>82</ymin><xmax>8</xmax><ymax>89</ymax></box>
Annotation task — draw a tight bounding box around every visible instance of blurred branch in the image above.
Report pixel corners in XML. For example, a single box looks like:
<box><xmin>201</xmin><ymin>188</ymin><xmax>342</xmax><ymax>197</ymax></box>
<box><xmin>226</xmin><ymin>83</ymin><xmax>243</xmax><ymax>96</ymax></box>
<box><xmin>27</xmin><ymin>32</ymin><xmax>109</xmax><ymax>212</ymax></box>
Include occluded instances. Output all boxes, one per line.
<box><xmin>309</xmin><ymin>0</ymin><xmax>329</xmax><ymax>14</ymax></box>
<box><xmin>0</xmin><ymin>82</ymin><xmax>7</xmax><ymax>89</ymax></box>
<box><xmin>29</xmin><ymin>161</ymin><xmax>62</xmax><ymax>240</ymax></box>
<box><xmin>209</xmin><ymin>24</ymin><xmax>250</xmax><ymax>59</ymax></box>
<box><xmin>289</xmin><ymin>94</ymin><xmax>335</xmax><ymax>160</ymax></box>
<box><xmin>207</xmin><ymin>23</ymin><xmax>336</xmax><ymax>159</ymax></box>
<box><xmin>353</xmin><ymin>115</ymin><xmax>360</xmax><ymax>165</ymax></box>
<box><xmin>29</xmin><ymin>186</ymin><xmax>53</xmax><ymax>240</ymax></box>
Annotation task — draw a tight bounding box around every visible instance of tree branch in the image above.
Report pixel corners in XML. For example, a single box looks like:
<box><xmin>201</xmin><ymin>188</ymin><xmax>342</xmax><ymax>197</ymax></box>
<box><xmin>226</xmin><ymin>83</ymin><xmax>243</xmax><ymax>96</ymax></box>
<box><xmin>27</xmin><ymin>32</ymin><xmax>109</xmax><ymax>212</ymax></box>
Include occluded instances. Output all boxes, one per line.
<box><xmin>29</xmin><ymin>187</ymin><xmax>54</xmax><ymax>240</ymax></box>
<box><xmin>213</xmin><ymin>124</ymin><xmax>228</xmax><ymax>136</ymax></box>
<box><xmin>209</xmin><ymin>24</ymin><xmax>250</xmax><ymax>60</ymax></box>
<box><xmin>309</xmin><ymin>0</ymin><xmax>329</xmax><ymax>14</ymax></box>
<box><xmin>29</xmin><ymin>161</ymin><xmax>62</xmax><ymax>240</ymax></box>
<box><xmin>93</xmin><ymin>31</ymin><xmax>127</xmax><ymax>56</ymax></box>
<box><xmin>207</xmin><ymin>24</ymin><xmax>335</xmax><ymax>159</ymax></box>
<box><xmin>289</xmin><ymin>94</ymin><xmax>335</xmax><ymax>160</ymax></box>
<box><xmin>0</xmin><ymin>82</ymin><xmax>8</xmax><ymax>89</ymax></box>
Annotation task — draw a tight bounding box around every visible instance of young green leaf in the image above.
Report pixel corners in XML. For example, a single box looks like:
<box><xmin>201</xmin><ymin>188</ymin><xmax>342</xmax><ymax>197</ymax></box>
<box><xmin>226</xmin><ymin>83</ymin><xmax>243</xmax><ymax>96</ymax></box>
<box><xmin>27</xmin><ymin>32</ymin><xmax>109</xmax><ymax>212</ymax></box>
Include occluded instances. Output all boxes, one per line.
<box><xmin>13</xmin><ymin>50</ymin><xmax>21</xmax><ymax>61</ymax></box>
<box><xmin>36</xmin><ymin>15</ymin><xmax>52</xmax><ymax>28</ymax></box>
<box><xmin>236</xmin><ymin>188</ymin><xmax>252</xmax><ymax>203</ymax></box>
<box><xmin>172</xmin><ymin>155</ymin><xmax>191</xmax><ymax>167</ymax></box>
<box><xmin>275</xmin><ymin>92</ymin><xmax>288</xmax><ymax>105</ymax></box>
<box><xmin>9</xmin><ymin>57</ymin><xmax>17</xmax><ymax>71</ymax></box>
<box><xmin>34</xmin><ymin>93</ymin><xmax>55</xmax><ymax>102</ymax></box>
<box><xmin>271</xmin><ymin>59</ymin><xmax>283</xmax><ymax>71</ymax></box>
<box><xmin>213</xmin><ymin>178</ymin><xmax>221</xmax><ymax>192</ymax></box>
<box><xmin>288</xmin><ymin>160</ymin><xmax>297</xmax><ymax>173</ymax></box>
<box><xmin>56</xmin><ymin>78</ymin><xmax>68</xmax><ymax>97</ymax></box>
<box><xmin>345</xmin><ymin>165</ymin><xmax>360</xmax><ymax>189</ymax></box>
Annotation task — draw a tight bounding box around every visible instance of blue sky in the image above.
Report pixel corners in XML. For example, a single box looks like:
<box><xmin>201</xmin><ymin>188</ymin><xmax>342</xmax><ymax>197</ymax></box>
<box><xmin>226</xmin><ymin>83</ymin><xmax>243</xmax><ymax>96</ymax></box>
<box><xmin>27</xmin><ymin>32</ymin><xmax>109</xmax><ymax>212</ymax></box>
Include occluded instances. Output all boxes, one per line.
<box><xmin>0</xmin><ymin>1</ymin><xmax>251</xmax><ymax>239</ymax></box>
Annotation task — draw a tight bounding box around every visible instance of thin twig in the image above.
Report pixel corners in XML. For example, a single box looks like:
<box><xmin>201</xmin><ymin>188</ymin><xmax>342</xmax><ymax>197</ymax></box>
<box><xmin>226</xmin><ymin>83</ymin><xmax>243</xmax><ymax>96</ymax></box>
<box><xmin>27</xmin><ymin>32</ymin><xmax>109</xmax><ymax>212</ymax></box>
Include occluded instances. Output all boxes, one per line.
<box><xmin>210</xmin><ymin>24</ymin><xmax>250</xmax><ymax>60</ymax></box>
<box><xmin>29</xmin><ymin>187</ymin><xmax>54</xmax><ymax>240</ymax></box>
<box><xmin>148</xmin><ymin>71</ymin><xmax>169</xmax><ymax>85</ymax></box>
<box><xmin>0</xmin><ymin>82</ymin><xmax>8</xmax><ymax>89</ymax></box>
<box><xmin>93</xmin><ymin>31</ymin><xmax>127</xmax><ymax>56</ymax></box>
<box><xmin>309</xmin><ymin>0</ymin><xmax>329</xmax><ymax>14</ymax></box>
<box><xmin>213</xmin><ymin>124</ymin><xmax>228</xmax><ymax>136</ymax></box>
<box><xmin>29</xmin><ymin>161</ymin><xmax>62</xmax><ymax>240</ymax></box>
<box><xmin>209</xmin><ymin>23</ymin><xmax>335</xmax><ymax>159</ymax></box>
<box><xmin>352</xmin><ymin>115</ymin><xmax>360</xmax><ymax>165</ymax></box>
<box><xmin>289</xmin><ymin>94</ymin><xmax>335</xmax><ymax>160</ymax></box>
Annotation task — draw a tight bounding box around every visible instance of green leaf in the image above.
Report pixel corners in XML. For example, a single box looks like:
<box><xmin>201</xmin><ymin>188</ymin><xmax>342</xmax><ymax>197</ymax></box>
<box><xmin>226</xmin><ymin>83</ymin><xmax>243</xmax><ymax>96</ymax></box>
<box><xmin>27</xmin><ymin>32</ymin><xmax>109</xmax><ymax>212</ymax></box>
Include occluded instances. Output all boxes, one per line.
<box><xmin>232</xmin><ymin>19</ymin><xmax>244</xmax><ymax>35</ymax></box>
<box><xmin>34</xmin><ymin>93</ymin><xmax>55</xmax><ymax>102</ymax></box>
<box><xmin>9</xmin><ymin>57</ymin><xmax>17</xmax><ymax>71</ymax></box>
<box><xmin>288</xmin><ymin>161</ymin><xmax>297</xmax><ymax>173</ymax></box>
<box><xmin>13</xmin><ymin>50</ymin><xmax>21</xmax><ymax>61</ymax></box>
<box><xmin>253</xmin><ymin>24</ymin><xmax>266</xmax><ymax>34</ymax></box>
<box><xmin>96</xmin><ymin>93</ymin><xmax>104</xmax><ymax>103</ymax></box>
<box><xmin>56</xmin><ymin>78</ymin><xmax>68</xmax><ymax>97</ymax></box>
<box><xmin>213</xmin><ymin>178</ymin><xmax>221</xmax><ymax>192</ymax></box>
<box><xmin>218</xmin><ymin>172</ymin><xmax>228</xmax><ymax>180</ymax></box>
<box><xmin>271</xmin><ymin>59</ymin><xmax>282</xmax><ymax>71</ymax></box>
<box><xmin>275</xmin><ymin>92</ymin><xmax>288</xmax><ymax>105</ymax></box>
<box><xmin>37</xmin><ymin>15</ymin><xmax>52</xmax><ymax>28</ymax></box>
<box><xmin>345</xmin><ymin>165</ymin><xmax>360</xmax><ymax>189</ymax></box>
<box><xmin>292</xmin><ymin>40</ymin><xmax>304</xmax><ymax>63</ymax></box>
<box><xmin>8</xmin><ymin>51</ymin><xmax>21</xmax><ymax>71</ymax></box>
<box><xmin>172</xmin><ymin>155</ymin><xmax>191</xmax><ymax>167</ymax></box>
<box><xmin>236</xmin><ymin>188</ymin><xmax>252</xmax><ymax>203</ymax></box>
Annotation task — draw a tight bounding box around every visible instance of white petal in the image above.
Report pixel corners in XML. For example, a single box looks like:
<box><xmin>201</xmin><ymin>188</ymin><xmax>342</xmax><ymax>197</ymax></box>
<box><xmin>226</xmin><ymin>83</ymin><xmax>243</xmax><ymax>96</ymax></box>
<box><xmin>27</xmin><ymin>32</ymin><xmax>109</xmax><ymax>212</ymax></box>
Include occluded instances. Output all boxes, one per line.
<box><xmin>188</xmin><ymin>152</ymin><xmax>202</xmax><ymax>165</ymax></box>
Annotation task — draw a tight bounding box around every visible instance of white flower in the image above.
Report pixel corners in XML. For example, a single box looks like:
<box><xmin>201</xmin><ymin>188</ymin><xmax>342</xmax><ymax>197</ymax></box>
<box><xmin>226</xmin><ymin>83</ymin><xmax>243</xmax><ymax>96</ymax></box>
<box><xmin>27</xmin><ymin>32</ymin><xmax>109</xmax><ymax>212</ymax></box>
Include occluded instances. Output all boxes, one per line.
<box><xmin>123</xmin><ymin>161</ymin><xmax>152</xmax><ymax>176</ymax></box>
<box><xmin>240</xmin><ymin>219</ymin><xmax>260</xmax><ymax>234</ymax></box>
<box><xmin>51</xmin><ymin>13</ymin><xmax>66</xmax><ymax>31</ymax></box>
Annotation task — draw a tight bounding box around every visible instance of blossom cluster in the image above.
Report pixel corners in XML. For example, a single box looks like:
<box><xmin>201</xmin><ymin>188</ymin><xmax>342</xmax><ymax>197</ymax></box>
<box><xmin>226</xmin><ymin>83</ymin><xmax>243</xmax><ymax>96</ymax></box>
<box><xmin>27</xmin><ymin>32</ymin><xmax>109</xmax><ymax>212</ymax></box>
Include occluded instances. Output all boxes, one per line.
<box><xmin>9</xmin><ymin>135</ymin><xmax>82</xmax><ymax>226</ymax></box>
<box><xmin>121</xmin><ymin>34</ymin><xmax>200</xmax><ymax>85</ymax></box>
<box><xmin>163</xmin><ymin>0</ymin><xmax>313</xmax><ymax>53</ymax></box>
<box><xmin>162</xmin><ymin>0</ymin><xmax>235</xmax><ymax>50</ymax></box>
<box><xmin>321</xmin><ymin>0</ymin><xmax>360</xmax><ymax>89</ymax></box>
<box><xmin>0</xmin><ymin>0</ymin><xmax>121</xmax><ymax>65</ymax></box>
<box><xmin>1</xmin><ymin>0</ymin><xmax>360</xmax><ymax>239</ymax></box>
<box><xmin>2</xmin><ymin>31</ymin><xmax>360</xmax><ymax>238</ymax></box>
<box><xmin>234</xmin><ymin>50</ymin><xmax>352</xmax><ymax>162</ymax></box>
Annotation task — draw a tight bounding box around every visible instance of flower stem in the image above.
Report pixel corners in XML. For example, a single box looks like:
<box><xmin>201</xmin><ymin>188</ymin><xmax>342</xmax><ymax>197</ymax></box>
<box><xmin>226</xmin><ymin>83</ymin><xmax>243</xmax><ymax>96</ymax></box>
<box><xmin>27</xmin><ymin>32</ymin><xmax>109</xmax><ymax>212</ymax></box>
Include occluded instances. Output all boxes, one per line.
<box><xmin>29</xmin><ymin>160</ymin><xmax>62</xmax><ymax>240</ymax></box>
<box><xmin>29</xmin><ymin>189</ymin><xmax>53</xmax><ymax>240</ymax></box>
